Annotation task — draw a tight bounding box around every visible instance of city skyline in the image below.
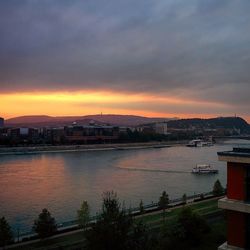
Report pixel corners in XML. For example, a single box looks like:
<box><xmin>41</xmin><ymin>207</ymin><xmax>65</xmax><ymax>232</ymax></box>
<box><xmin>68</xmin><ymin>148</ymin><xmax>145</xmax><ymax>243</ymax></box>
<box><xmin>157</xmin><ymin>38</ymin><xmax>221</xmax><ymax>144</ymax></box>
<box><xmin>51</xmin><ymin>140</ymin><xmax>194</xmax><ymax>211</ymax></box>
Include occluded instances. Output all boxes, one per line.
<box><xmin>0</xmin><ymin>0</ymin><xmax>249</xmax><ymax>121</ymax></box>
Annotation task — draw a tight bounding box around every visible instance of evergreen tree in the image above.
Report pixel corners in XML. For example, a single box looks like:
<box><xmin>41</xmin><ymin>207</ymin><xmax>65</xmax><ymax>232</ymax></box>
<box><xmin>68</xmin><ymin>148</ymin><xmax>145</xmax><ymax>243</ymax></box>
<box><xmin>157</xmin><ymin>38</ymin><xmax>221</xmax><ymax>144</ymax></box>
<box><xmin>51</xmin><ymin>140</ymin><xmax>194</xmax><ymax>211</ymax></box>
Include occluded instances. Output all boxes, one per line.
<box><xmin>213</xmin><ymin>179</ymin><xmax>224</xmax><ymax>196</ymax></box>
<box><xmin>200</xmin><ymin>193</ymin><xmax>205</xmax><ymax>200</ymax></box>
<box><xmin>33</xmin><ymin>209</ymin><xmax>57</xmax><ymax>239</ymax></box>
<box><xmin>128</xmin><ymin>221</ymin><xmax>153</xmax><ymax>250</ymax></box>
<box><xmin>177</xmin><ymin>207</ymin><xmax>210</xmax><ymax>246</ymax></box>
<box><xmin>159</xmin><ymin>207</ymin><xmax>210</xmax><ymax>249</ymax></box>
<box><xmin>85</xmin><ymin>191</ymin><xmax>151</xmax><ymax>250</ymax></box>
<box><xmin>139</xmin><ymin>200</ymin><xmax>144</xmax><ymax>214</ymax></box>
<box><xmin>182</xmin><ymin>193</ymin><xmax>187</xmax><ymax>204</ymax></box>
<box><xmin>77</xmin><ymin>201</ymin><xmax>90</xmax><ymax>229</ymax></box>
<box><xmin>0</xmin><ymin>217</ymin><xmax>13</xmax><ymax>247</ymax></box>
<box><xmin>85</xmin><ymin>191</ymin><xmax>132</xmax><ymax>250</ymax></box>
<box><xmin>158</xmin><ymin>191</ymin><xmax>169</xmax><ymax>220</ymax></box>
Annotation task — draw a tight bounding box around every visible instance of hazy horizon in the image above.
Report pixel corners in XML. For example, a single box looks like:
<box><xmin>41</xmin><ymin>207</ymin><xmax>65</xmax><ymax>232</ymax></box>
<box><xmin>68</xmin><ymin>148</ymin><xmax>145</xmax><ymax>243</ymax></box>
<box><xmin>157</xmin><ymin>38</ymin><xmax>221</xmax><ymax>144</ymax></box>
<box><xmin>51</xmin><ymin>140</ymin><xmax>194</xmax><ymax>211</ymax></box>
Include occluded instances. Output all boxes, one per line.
<box><xmin>4</xmin><ymin>113</ymin><xmax>249</xmax><ymax>125</ymax></box>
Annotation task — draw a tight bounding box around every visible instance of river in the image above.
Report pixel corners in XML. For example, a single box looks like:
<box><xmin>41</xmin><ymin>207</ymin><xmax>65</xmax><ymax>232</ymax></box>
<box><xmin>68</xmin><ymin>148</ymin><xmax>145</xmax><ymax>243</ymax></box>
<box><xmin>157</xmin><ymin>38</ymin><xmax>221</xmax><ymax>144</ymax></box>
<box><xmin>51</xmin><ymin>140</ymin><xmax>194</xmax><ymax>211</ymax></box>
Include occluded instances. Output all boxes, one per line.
<box><xmin>0</xmin><ymin>139</ymin><xmax>249</xmax><ymax>234</ymax></box>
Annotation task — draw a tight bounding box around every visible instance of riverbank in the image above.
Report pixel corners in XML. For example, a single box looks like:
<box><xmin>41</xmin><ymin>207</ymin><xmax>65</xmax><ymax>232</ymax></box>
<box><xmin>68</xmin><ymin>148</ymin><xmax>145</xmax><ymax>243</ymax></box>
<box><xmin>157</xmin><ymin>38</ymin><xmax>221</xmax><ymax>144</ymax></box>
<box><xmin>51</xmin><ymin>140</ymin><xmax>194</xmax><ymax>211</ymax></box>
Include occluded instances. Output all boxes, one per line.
<box><xmin>0</xmin><ymin>141</ymin><xmax>187</xmax><ymax>155</ymax></box>
<box><xmin>3</xmin><ymin>197</ymin><xmax>225</xmax><ymax>250</ymax></box>
<box><xmin>11</xmin><ymin>192</ymin><xmax>221</xmax><ymax>243</ymax></box>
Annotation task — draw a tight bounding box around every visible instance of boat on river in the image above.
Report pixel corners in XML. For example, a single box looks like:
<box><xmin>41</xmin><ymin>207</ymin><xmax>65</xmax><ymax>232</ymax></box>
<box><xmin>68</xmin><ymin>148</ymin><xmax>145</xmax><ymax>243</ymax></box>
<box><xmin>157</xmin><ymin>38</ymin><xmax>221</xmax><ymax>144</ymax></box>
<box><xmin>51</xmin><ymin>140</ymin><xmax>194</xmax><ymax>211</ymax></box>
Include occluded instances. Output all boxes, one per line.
<box><xmin>186</xmin><ymin>139</ymin><xmax>213</xmax><ymax>147</ymax></box>
<box><xmin>192</xmin><ymin>164</ymin><xmax>218</xmax><ymax>174</ymax></box>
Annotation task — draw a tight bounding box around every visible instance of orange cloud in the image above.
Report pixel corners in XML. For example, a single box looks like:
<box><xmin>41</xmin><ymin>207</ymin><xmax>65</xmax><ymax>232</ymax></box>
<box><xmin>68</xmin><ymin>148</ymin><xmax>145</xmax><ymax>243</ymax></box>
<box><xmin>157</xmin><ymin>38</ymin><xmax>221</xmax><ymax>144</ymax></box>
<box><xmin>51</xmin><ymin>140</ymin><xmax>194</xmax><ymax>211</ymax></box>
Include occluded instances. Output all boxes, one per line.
<box><xmin>0</xmin><ymin>91</ymin><xmax>248</xmax><ymax>122</ymax></box>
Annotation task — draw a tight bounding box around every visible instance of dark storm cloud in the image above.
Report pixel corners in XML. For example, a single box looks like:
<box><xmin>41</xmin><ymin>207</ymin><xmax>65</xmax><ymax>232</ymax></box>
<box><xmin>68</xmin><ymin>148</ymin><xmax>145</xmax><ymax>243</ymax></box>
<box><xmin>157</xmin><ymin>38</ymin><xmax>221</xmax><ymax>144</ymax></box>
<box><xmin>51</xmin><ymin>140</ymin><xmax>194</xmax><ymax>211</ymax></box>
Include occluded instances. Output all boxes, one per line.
<box><xmin>0</xmin><ymin>0</ymin><xmax>250</xmax><ymax>109</ymax></box>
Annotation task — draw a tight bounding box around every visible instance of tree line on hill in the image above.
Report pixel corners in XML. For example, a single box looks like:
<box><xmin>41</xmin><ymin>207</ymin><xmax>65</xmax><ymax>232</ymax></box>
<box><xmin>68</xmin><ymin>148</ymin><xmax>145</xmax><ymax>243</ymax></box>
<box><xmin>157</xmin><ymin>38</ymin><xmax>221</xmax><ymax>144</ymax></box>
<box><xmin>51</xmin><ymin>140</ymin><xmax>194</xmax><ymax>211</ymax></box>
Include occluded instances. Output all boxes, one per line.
<box><xmin>0</xmin><ymin>180</ymin><xmax>225</xmax><ymax>249</ymax></box>
<box><xmin>5</xmin><ymin>115</ymin><xmax>249</xmax><ymax>132</ymax></box>
<box><xmin>167</xmin><ymin>117</ymin><xmax>250</xmax><ymax>133</ymax></box>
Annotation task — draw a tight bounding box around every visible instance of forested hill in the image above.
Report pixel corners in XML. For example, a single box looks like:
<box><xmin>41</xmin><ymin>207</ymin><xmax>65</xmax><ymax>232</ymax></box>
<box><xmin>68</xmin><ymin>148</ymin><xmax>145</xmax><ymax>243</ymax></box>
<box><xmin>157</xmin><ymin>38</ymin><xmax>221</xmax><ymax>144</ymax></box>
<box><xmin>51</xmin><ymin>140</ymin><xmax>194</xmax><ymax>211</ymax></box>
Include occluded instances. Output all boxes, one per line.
<box><xmin>167</xmin><ymin>117</ymin><xmax>250</xmax><ymax>133</ymax></box>
<box><xmin>5</xmin><ymin>114</ymin><xmax>172</xmax><ymax>127</ymax></box>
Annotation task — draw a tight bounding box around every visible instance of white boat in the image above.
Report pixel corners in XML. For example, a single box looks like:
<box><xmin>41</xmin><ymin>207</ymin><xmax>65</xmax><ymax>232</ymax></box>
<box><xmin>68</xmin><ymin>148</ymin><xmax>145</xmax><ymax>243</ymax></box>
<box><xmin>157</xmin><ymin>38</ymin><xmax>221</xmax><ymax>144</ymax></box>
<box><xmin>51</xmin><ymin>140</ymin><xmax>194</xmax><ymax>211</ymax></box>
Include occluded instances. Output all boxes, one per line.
<box><xmin>192</xmin><ymin>164</ymin><xmax>218</xmax><ymax>174</ymax></box>
<box><xmin>186</xmin><ymin>139</ymin><xmax>202</xmax><ymax>147</ymax></box>
<box><xmin>186</xmin><ymin>139</ymin><xmax>213</xmax><ymax>147</ymax></box>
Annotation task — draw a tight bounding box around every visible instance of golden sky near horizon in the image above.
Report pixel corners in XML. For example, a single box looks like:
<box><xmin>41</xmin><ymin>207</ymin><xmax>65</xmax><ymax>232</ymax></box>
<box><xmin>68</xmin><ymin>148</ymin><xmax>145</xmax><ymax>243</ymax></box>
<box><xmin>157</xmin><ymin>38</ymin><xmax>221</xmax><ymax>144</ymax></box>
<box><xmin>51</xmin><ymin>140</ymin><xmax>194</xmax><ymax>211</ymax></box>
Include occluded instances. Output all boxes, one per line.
<box><xmin>1</xmin><ymin>91</ymin><xmax>249</xmax><ymax>122</ymax></box>
<box><xmin>1</xmin><ymin>2</ymin><xmax>249</xmax><ymax>122</ymax></box>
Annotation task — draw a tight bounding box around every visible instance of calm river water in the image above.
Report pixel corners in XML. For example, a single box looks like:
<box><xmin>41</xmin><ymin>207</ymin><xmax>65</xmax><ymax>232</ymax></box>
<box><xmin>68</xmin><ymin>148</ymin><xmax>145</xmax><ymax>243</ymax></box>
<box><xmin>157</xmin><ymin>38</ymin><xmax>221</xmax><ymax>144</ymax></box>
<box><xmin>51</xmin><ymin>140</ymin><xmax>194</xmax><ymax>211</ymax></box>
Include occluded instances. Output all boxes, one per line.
<box><xmin>0</xmin><ymin>139</ymin><xmax>249</xmax><ymax>234</ymax></box>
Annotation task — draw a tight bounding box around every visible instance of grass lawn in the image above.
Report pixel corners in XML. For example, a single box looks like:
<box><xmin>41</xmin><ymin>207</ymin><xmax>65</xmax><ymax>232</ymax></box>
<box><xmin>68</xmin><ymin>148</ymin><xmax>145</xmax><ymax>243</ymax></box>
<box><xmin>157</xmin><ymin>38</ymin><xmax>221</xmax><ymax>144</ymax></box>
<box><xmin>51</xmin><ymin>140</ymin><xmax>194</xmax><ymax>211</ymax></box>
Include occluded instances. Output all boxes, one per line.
<box><xmin>11</xmin><ymin>231</ymin><xmax>85</xmax><ymax>250</ymax></box>
<box><xmin>136</xmin><ymin>199</ymin><xmax>222</xmax><ymax>226</ymax></box>
<box><xmin>10</xmin><ymin>198</ymin><xmax>225</xmax><ymax>250</ymax></box>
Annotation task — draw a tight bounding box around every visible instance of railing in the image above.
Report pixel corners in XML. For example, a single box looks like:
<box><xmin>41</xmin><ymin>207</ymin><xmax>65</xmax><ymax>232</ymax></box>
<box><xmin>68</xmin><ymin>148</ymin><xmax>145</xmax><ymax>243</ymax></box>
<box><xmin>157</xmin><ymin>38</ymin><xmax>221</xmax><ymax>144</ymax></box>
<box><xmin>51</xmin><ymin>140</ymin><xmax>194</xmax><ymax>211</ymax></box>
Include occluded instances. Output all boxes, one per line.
<box><xmin>15</xmin><ymin>190</ymin><xmax>219</xmax><ymax>242</ymax></box>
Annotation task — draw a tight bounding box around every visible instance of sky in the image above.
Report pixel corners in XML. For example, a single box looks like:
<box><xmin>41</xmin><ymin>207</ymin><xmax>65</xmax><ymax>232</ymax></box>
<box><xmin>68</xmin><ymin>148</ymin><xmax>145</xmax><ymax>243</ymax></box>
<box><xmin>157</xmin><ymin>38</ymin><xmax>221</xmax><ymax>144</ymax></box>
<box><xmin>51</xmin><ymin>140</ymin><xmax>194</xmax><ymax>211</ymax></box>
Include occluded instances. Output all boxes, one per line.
<box><xmin>0</xmin><ymin>0</ymin><xmax>249</xmax><ymax>121</ymax></box>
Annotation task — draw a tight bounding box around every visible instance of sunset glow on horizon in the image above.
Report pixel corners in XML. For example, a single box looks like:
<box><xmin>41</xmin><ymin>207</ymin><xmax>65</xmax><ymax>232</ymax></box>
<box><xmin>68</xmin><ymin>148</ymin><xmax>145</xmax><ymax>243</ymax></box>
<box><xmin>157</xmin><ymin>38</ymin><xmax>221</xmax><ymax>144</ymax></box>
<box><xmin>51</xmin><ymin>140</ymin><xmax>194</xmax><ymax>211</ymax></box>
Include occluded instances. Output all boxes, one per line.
<box><xmin>1</xmin><ymin>1</ymin><xmax>250</xmax><ymax>244</ymax></box>
<box><xmin>1</xmin><ymin>91</ymin><xmax>249</xmax><ymax>122</ymax></box>
<box><xmin>0</xmin><ymin>1</ymin><xmax>249</xmax><ymax>122</ymax></box>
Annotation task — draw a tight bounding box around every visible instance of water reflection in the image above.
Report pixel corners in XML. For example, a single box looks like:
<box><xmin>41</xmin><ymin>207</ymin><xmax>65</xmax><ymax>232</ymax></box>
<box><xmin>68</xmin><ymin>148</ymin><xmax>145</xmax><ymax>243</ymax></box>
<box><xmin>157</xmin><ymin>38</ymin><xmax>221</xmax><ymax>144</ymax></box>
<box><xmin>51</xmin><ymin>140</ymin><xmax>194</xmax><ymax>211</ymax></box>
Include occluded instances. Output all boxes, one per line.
<box><xmin>0</xmin><ymin>139</ymin><xmax>249</xmax><ymax>233</ymax></box>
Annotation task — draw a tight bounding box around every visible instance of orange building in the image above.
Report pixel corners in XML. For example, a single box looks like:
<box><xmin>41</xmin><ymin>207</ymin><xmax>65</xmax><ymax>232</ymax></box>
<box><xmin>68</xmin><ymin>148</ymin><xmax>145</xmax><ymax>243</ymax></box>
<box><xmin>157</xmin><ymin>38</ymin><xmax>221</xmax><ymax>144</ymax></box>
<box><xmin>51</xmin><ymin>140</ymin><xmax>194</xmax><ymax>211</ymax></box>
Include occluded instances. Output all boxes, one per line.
<box><xmin>217</xmin><ymin>148</ymin><xmax>250</xmax><ymax>250</ymax></box>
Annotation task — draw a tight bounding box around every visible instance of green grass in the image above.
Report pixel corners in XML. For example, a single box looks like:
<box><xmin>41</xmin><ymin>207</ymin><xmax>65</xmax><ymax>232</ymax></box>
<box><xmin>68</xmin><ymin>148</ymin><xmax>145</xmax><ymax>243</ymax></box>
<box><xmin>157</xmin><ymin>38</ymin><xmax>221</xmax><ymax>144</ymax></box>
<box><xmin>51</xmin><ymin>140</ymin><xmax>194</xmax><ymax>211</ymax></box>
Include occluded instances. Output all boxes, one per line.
<box><xmin>11</xmin><ymin>198</ymin><xmax>224</xmax><ymax>250</ymax></box>
<box><xmin>12</xmin><ymin>231</ymin><xmax>85</xmax><ymax>250</ymax></box>
<box><xmin>137</xmin><ymin>199</ymin><xmax>221</xmax><ymax>226</ymax></box>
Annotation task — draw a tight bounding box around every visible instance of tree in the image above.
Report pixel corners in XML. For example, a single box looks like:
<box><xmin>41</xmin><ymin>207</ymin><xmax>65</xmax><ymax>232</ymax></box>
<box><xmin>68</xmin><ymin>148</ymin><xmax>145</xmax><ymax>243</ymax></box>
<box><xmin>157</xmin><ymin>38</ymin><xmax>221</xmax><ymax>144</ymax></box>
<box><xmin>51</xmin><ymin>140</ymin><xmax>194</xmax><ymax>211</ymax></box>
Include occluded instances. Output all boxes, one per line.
<box><xmin>0</xmin><ymin>217</ymin><xmax>13</xmax><ymax>247</ymax></box>
<box><xmin>182</xmin><ymin>193</ymin><xmax>187</xmax><ymax>204</ymax></box>
<box><xmin>33</xmin><ymin>209</ymin><xmax>57</xmax><ymax>239</ymax></box>
<box><xmin>139</xmin><ymin>200</ymin><xmax>144</xmax><ymax>214</ymax></box>
<box><xmin>177</xmin><ymin>207</ymin><xmax>210</xmax><ymax>246</ymax></box>
<box><xmin>128</xmin><ymin>221</ymin><xmax>154</xmax><ymax>250</ymax></box>
<box><xmin>200</xmin><ymin>193</ymin><xmax>205</xmax><ymax>200</ymax></box>
<box><xmin>159</xmin><ymin>207</ymin><xmax>210</xmax><ymax>249</ymax></box>
<box><xmin>85</xmin><ymin>191</ymin><xmax>133</xmax><ymax>250</ymax></box>
<box><xmin>158</xmin><ymin>220</ymin><xmax>186</xmax><ymax>250</ymax></box>
<box><xmin>101</xmin><ymin>191</ymin><xmax>121</xmax><ymax>220</ymax></box>
<box><xmin>158</xmin><ymin>191</ymin><xmax>169</xmax><ymax>220</ymax></box>
<box><xmin>85</xmin><ymin>191</ymin><xmax>154</xmax><ymax>250</ymax></box>
<box><xmin>77</xmin><ymin>201</ymin><xmax>90</xmax><ymax>229</ymax></box>
<box><xmin>213</xmin><ymin>179</ymin><xmax>224</xmax><ymax>196</ymax></box>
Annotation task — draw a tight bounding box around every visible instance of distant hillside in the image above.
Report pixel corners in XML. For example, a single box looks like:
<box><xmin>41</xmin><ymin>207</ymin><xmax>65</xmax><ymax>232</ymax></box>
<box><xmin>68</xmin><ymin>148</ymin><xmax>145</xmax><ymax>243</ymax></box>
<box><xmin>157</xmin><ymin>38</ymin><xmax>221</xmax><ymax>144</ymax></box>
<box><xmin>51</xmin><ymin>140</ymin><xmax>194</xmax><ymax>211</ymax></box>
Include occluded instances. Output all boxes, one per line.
<box><xmin>5</xmin><ymin>114</ymin><xmax>171</xmax><ymax>127</ymax></box>
<box><xmin>5</xmin><ymin>115</ymin><xmax>250</xmax><ymax>133</ymax></box>
<box><xmin>83</xmin><ymin>115</ymin><xmax>170</xmax><ymax>126</ymax></box>
<box><xmin>5</xmin><ymin>115</ymin><xmax>95</xmax><ymax>127</ymax></box>
<box><xmin>167</xmin><ymin>117</ymin><xmax>250</xmax><ymax>133</ymax></box>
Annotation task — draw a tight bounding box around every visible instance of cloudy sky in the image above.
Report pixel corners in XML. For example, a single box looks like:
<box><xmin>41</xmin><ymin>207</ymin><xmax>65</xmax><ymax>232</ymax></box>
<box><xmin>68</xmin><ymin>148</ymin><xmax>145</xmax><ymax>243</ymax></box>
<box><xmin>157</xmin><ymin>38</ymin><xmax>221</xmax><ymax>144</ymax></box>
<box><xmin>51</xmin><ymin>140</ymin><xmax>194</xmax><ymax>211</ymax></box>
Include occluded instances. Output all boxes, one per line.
<box><xmin>0</xmin><ymin>0</ymin><xmax>249</xmax><ymax>121</ymax></box>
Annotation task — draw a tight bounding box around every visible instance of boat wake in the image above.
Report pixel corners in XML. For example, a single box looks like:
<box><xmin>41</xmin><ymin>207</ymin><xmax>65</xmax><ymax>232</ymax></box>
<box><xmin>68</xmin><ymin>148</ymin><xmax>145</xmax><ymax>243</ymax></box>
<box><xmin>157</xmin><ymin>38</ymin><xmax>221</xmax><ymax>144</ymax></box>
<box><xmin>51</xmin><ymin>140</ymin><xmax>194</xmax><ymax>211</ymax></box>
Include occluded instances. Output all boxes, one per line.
<box><xmin>117</xmin><ymin>166</ymin><xmax>191</xmax><ymax>173</ymax></box>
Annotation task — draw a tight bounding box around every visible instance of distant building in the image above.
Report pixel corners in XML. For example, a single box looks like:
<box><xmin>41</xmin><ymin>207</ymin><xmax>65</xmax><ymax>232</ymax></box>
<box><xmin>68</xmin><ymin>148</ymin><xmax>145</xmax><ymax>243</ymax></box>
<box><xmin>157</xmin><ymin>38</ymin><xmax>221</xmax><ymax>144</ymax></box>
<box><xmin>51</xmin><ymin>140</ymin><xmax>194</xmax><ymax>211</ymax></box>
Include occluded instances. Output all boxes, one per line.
<box><xmin>64</xmin><ymin>124</ymin><xmax>119</xmax><ymax>143</ymax></box>
<box><xmin>10</xmin><ymin>128</ymin><xmax>21</xmax><ymax>138</ymax></box>
<box><xmin>136</xmin><ymin>124</ymin><xmax>154</xmax><ymax>134</ymax></box>
<box><xmin>20</xmin><ymin>127</ymin><xmax>29</xmax><ymax>136</ymax></box>
<box><xmin>136</xmin><ymin>122</ymin><xmax>168</xmax><ymax>135</ymax></box>
<box><xmin>6</xmin><ymin>127</ymin><xmax>39</xmax><ymax>144</ymax></box>
<box><xmin>52</xmin><ymin>127</ymin><xmax>65</xmax><ymax>144</ymax></box>
<box><xmin>0</xmin><ymin>117</ymin><xmax>4</xmax><ymax>127</ymax></box>
<box><xmin>154</xmin><ymin>122</ymin><xmax>168</xmax><ymax>135</ymax></box>
<box><xmin>217</xmin><ymin>148</ymin><xmax>250</xmax><ymax>250</ymax></box>
<box><xmin>0</xmin><ymin>127</ymin><xmax>9</xmax><ymax>144</ymax></box>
